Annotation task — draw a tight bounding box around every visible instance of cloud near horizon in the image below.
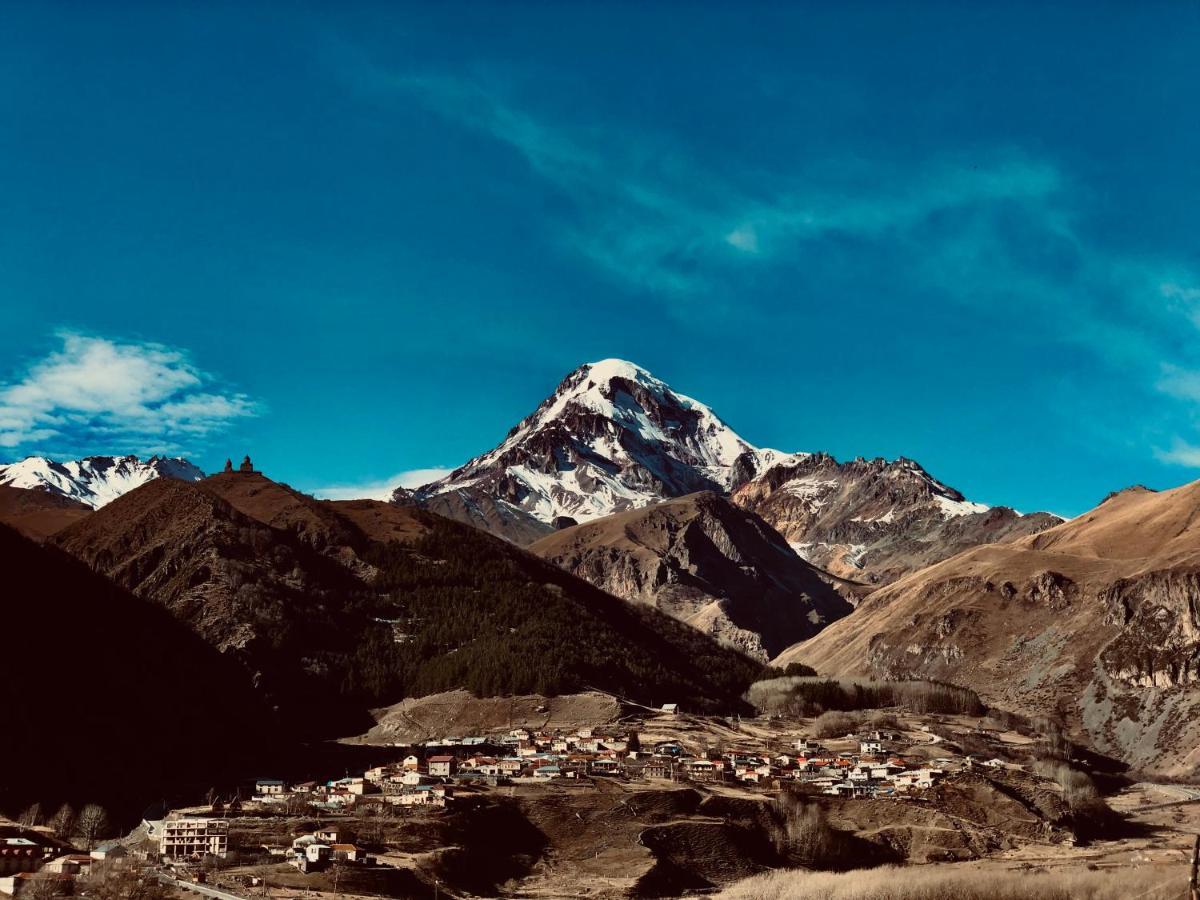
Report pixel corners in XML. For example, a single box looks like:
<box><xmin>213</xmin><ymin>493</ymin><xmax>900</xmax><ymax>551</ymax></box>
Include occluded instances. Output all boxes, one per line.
<box><xmin>310</xmin><ymin>467</ymin><xmax>454</xmax><ymax>501</ymax></box>
<box><xmin>0</xmin><ymin>332</ymin><xmax>258</xmax><ymax>455</ymax></box>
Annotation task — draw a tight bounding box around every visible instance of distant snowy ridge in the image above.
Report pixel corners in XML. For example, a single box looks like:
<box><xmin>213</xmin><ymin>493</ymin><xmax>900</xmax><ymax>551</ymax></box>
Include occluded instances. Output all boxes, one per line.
<box><xmin>0</xmin><ymin>454</ymin><xmax>205</xmax><ymax>508</ymax></box>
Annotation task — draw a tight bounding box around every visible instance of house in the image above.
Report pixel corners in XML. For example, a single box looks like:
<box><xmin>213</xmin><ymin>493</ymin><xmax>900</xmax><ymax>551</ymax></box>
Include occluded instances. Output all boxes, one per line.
<box><xmin>159</xmin><ymin>818</ymin><xmax>229</xmax><ymax>860</ymax></box>
<box><xmin>400</xmin><ymin>771</ymin><xmax>436</xmax><ymax>786</ymax></box>
<box><xmin>401</xmin><ymin>755</ymin><xmax>421</xmax><ymax>771</ymax></box>
<box><xmin>428</xmin><ymin>756</ymin><xmax>457</xmax><ymax>777</ymax></box>
<box><xmin>396</xmin><ymin>785</ymin><xmax>451</xmax><ymax>807</ymax></box>
<box><xmin>256</xmin><ymin>779</ymin><xmax>288</xmax><ymax>795</ymax></box>
<box><xmin>660</xmin><ymin>704</ymin><xmax>679</xmax><ymax>715</ymax></box>
<box><xmin>331</xmin><ymin>844</ymin><xmax>362</xmax><ymax>863</ymax></box>
<box><xmin>305</xmin><ymin>844</ymin><xmax>332</xmax><ymax>865</ymax></box>
<box><xmin>589</xmin><ymin>758</ymin><xmax>621</xmax><ymax>776</ymax></box>
<box><xmin>89</xmin><ymin>843</ymin><xmax>127</xmax><ymax>862</ymax></box>
<box><xmin>683</xmin><ymin>759</ymin><xmax>719</xmax><ymax>782</ymax></box>
<box><xmin>859</xmin><ymin>739</ymin><xmax>885</xmax><ymax>755</ymax></box>
<box><xmin>533</xmin><ymin>765</ymin><xmax>561</xmax><ymax>779</ymax></box>
<box><xmin>42</xmin><ymin>856</ymin><xmax>89</xmax><ymax>876</ymax></box>
<box><xmin>0</xmin><ymin>839</ymin><xmax>42</xmax><ymax>876</ymax></box>
<box><xmin>498</xmin><ymin>758</ymin><xmax>524</xmax><ymax>776</ymax></box>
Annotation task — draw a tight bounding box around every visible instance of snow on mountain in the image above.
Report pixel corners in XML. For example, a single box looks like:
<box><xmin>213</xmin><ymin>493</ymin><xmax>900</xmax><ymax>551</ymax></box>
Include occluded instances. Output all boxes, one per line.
<box><xmin>404</xmin><ymin>358</ymin><xmax>1058</xmax><ymax>571</ymax></box>
<box><xmin>732</xmin><ymin>454</ymin><xmax>1059</xmax><ymax>584</ymax></box>
<box><xmin>0</xmin><ymin>455</ymin><xmax>205</xmax><ymax>508</ymax></box>
<box><xmin>412</xmin><ymin>359</ymin><xmax>807</xmax><ymax>525</ymax></box>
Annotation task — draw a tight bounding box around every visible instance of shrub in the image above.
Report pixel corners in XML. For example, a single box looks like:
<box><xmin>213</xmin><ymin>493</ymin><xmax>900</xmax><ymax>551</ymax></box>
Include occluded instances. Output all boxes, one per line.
<box><xmin>811</xmin><ymin>711</ymin><xmax>859</xmax><ymax>739</ymax></box>
<box><xmin>746</xmin><ymin>677</ymin><xmax>984</xmax><ymax>718</ymax></box>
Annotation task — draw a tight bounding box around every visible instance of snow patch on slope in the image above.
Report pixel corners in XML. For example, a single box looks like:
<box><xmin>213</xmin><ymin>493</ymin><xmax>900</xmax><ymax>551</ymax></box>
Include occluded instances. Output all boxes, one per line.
<box><xmin>0</xmin><ymin>455</ymin><xmax>204</xmax><ymax>508</ymax></box>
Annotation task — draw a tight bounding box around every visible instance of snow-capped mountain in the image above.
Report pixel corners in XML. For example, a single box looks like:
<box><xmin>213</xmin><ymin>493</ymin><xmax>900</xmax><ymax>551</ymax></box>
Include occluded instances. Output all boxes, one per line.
<box><xmin>0</xmin><ymin>455</ymin><xmax>205</xmax><ymax>509</ymax></box>
<box><xmin>409</xmin><ymin>359</ymin><xmax>803</xmax><ymax>526</ymax></box>
<box><xmin>403</xmin><ymin>358</ymin><xmax>1059</xmax><ymax>580</ymax></box>
<box><xmin>731</xmin><ymin>453</ymin><xmax>1061</xmax><ymax>584</ymax></box>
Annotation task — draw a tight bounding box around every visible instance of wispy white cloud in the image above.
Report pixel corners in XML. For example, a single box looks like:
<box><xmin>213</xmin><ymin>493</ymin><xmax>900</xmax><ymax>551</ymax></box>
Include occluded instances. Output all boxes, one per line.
<box><xmin>1157</xmin><ymin>364</ymin><xmax>1200</xmax><ymax>402</ymax></box>
<box><xmin>310</xmin><ymin>467</ymin><xmax>454</xmax><ymax>501</ymax></box>
<box><xmin>364</xmin><ymin>69</ymin><xmax>1200</xmax><ymax>469</ymax></box>
<box><xmin>377</xmin><ymin>73</ymin><xmax>1067</xmax><ymax>295</ymax></box>
<box><xmin>0</xmin><ymin>332</ymin><xmax>258</xmax><ymax>454</ymax></box>
<box><xmin>1154</xmin><ymin>439</ymin><xmax>1200</xmax><ymax>468</ymax></box>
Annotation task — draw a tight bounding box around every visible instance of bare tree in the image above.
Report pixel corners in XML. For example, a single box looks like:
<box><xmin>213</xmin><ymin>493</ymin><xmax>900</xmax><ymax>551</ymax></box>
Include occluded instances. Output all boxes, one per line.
<box><xmin>75</xmin><ymin>803</ymin><xmax>111</xmax><ymax>850</ymax></box>
<box><xmin>86</xmin><ymin>863</ymin><xmax>171</xmax><ymax>900</ymax></box>
<box><xmin>771</xmin><ymin>789</ymin><xmax>838</xmax><ymax>866</ymax></box>
<box><xmin>48</xmin><ymin>804</ymin><xmax>76</xmax><ymax>841</ymax></box>
<box><xmin>24</xmin><ymin>872</ymin><xmax>70</xmax><ymax>900</ymax></box>
<box><xmin>18</xmin><ymin>802</ymin><xmax>43</xmax><ymax>829</ymax></box>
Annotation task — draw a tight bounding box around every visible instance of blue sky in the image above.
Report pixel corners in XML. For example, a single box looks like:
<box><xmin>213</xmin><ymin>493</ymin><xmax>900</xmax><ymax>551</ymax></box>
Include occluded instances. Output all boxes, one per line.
<box><xmin>1</xmin><ymin>2</ymin><xmax>1197</xmax><ymax>515</ymax></box>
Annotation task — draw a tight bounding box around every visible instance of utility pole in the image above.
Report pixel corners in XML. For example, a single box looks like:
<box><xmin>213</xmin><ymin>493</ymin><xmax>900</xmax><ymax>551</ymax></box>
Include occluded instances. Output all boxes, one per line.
<box><xmin>1190</xmin><ymin>833</ymin><xmax>1199</xmax><ymax>900</ymax></box>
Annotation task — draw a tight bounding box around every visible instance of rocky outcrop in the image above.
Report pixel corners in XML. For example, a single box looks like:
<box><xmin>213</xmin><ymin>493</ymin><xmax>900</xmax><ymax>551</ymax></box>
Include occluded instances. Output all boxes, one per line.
<box><xmin>530</xmin><ymin>492</ymin><xmax>854</xmax><ymax>660</ymax></box>
<box><xmin>777</xmin><ymin>480</ymin><xmax>1200</xmax><ymax>775</ymax></box>
<box><xmin>731</xmin><ymin>453</ymin><xmax>1060</xmax><ymax>584</ymax></box>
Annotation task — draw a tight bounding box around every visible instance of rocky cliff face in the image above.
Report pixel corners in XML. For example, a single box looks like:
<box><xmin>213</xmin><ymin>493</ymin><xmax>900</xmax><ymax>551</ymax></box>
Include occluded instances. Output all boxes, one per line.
<box><xmin>731</xmin><ymin>453</ymin><xmax>1060</xmax><ymax>584</ymax></box>
<box><xmin>529</xmin><ymin>492</ymin><xmax>854</xmax><ymax>660</ymax></box>
<box><xmin>779</xmin><ymin>483</ymin><xmax>1200</xmax><ymax>775</ymax></box>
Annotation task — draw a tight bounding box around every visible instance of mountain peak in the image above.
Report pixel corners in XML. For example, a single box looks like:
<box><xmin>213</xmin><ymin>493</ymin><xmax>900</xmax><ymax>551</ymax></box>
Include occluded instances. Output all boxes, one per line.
<box><xmin>414</xmin><ymin>359</ymin><xmax>759</xmax><ymax>524</ymax></box>
<box><xmin>578</xmin><ymin>357</ymin><xmax>656</xmax><ymax>383</ymax></box>
<box><xmin>0</xmin><ymin>454</ymin><xmax>205</xmax><ymax>508</ymax></box>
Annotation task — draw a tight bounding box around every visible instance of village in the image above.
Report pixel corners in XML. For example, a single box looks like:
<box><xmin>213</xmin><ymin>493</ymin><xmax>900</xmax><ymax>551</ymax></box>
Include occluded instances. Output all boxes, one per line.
<box><xmin>0</xmin><ymin>706</ymin><xmax>1119</xmax><ymax>899</ymax></box>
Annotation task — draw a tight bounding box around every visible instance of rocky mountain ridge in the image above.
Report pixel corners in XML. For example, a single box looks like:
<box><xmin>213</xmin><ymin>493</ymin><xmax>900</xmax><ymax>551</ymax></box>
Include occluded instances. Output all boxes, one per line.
<box><xmin>401</xmin><ymin>359</ymin><xmax>1058</xmax><ymax>583</ymax></box>
<box><xmin>0</xmin><ymin>453</ymin><xmax>204</xmax><ymax>508</ymax></box>
<box><xmin>779</xmin><ymin>481</ymin><xmax>1200</xmax><ymax>775</ymax></box>
<box><xmin>529</xmin><ymin>491</ymin><xmax>856</xmax><ymax>660</ymax></box>
<box><xmin>731</xmin><ymin>452</ymin><xmax>1062</xmax><ymax>584</ymax></box>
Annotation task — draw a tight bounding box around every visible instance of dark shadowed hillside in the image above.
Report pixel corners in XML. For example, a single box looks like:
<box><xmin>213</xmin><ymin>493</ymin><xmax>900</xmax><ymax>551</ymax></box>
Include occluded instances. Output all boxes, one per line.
<box><xmin>50</xmin><ymin>474</ymin><xmax>765</xmax><ymax>731</ymax></box>
<box><xmin>0</xmin><ymin>524</ymin><xmax>272</xmax><ymax>819</ymax></box>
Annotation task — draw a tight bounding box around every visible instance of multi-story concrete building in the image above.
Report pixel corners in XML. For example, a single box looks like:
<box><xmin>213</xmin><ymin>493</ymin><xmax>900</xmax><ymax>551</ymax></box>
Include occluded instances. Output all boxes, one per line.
<box><xmin>159</xmin><ymin>818</ymin><xmax>228</xmax><ymax>860</ymax></box>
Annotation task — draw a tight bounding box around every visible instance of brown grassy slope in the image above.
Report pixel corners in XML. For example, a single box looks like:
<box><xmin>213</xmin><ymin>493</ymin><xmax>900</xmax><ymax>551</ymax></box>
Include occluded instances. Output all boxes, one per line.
<box><xmin>777</xmin><ymin>483</ymin><xmax>1200</xmax><ymax>775</ymax></box>
<box><xmin>716</xmin><ymin>864</ymin><xmax>1184</xmax><ymax>900</ymax></box>
<box><xmin>0</xmin><ymin>484</ymin><xmax>91</xmax><ymax>540</ymax></box>
<box><xmin>530</xmin><ymin>492</ymin><xmax>854</xmax><ymax>659</ymax></box>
